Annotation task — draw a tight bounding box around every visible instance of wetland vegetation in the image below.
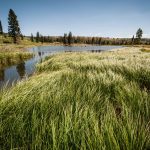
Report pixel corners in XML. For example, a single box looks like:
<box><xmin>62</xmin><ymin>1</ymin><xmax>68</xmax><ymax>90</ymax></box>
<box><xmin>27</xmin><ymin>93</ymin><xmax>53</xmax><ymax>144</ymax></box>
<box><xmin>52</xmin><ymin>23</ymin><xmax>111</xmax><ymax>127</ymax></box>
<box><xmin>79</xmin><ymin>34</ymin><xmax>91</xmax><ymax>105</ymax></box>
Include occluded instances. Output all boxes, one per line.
<box><xmin>0</xmin><ymin>47</ymin><xmax>150</xmax><ymax>149</ymax></box>
<box><xmin>0</xmin><ymin>2</ymin><xmax>150</xmax><ymax>150</ymax></box>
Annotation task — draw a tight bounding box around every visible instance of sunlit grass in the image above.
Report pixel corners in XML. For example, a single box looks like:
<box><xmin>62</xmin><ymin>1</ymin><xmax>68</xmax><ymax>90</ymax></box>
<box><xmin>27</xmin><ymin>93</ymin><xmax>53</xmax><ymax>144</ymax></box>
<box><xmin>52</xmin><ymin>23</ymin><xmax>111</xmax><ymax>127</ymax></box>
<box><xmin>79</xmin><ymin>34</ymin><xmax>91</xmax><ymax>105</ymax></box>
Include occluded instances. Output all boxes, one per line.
<box><xmin>0</xmin><ymin>47</ymin><xmax>150</xmax><ymax>149</ymax></box>
<box><xmin>0</xmin><ymin>51</ymin><xmax>33</xmax><ymax>69</ymax></box>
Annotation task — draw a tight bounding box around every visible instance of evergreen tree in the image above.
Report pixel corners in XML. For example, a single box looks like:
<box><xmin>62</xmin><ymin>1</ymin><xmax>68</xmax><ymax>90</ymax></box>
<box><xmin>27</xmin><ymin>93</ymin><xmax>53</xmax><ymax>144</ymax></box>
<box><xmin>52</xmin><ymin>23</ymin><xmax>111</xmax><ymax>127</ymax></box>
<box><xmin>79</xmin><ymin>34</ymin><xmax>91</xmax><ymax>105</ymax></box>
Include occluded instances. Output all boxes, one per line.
<box><xmin>136</xmin><ymin>28</ymin><xmax>143</xmax><ymax>44</ymax></box>
<box><xmin>63</xmin><ymin>33</ymin><xmax>68</xmax><ymax>45</ymax></box>
<box><xmin>0</xmin><ymin>20</ymin><xmax>3</xmax><ymax>35</ymax></box>
<box><xmin>98</xmin><ymin>38</ymin><xmax>102</xmax><ymax>45</ymax></box>
<box><xmin>40</xmin><ymin>35</ymin><xmax>44</xmax><ymax>43</ymax></box>
<box><xmin>30</xmin><ymin>33</ymin><xmax>34</xmax><ymax>42</ymax></box>
<box><xmin>68</xmin><ymin>32</ymin><xmax>73</xmax><ymax>45</ymax></box>
<box><xmin>92</xmin><ymin>37</ymin><xmax>95</xmax><ymax>44</ymax></box>
<box><xmin>8</xmin><ymin>9</ymin><xmax>21</xmax><ymax>43</ymax></box>
<box><xmin>131</xmin><ymin>35</ymin><xmax>134</xmax><ymax>45</ymax></box>
<box><xmin>36</xmin><ymin>32</ymin><xmax>40</xmax><ymax>43</ymax></box>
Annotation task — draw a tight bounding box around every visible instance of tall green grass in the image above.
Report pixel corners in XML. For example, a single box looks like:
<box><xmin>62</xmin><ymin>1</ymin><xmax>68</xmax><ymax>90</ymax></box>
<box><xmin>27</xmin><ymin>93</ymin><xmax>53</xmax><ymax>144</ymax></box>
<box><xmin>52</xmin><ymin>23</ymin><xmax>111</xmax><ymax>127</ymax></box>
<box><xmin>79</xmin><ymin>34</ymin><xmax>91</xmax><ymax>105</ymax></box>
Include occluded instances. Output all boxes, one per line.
<box><xmin>0</xmin><ymin>51</ymin><xmax>33</xmax><ymax>69</ymax></box>
<box><xmin>0</xmin><ymin>48</ymin><xmax>150</xmax><ymax>149</ymax></box>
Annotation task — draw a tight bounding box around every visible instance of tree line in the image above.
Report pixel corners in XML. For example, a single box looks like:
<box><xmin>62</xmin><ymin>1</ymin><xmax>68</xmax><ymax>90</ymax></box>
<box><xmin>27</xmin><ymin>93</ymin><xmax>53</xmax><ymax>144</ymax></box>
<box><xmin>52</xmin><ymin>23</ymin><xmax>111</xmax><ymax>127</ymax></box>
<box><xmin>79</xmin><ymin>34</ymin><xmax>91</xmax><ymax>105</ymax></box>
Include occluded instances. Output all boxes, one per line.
<box><xmin>31</xmin><ymin>29</ymin><xmax>145</xmax><ymax>45</ymax></box>
<box><xmin>0</xmin><ymin>9</ymin><xmax>147</xmax><ymax>45</ymax></box>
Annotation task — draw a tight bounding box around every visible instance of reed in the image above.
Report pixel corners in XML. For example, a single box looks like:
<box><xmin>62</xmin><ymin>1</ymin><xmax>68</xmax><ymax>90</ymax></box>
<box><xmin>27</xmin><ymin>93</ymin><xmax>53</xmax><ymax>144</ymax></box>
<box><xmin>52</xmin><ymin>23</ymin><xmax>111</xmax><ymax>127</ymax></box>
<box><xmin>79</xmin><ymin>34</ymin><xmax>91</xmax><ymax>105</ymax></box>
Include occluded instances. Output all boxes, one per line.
<box><xmin>0</xmin><ymin>51</ymin><xmax>33</xmax><ymax>69</ymax></box>
<box><xmin>0</xmin><ymin>47</ymin><xmax>150</xmax><ymax>149</ymax></box>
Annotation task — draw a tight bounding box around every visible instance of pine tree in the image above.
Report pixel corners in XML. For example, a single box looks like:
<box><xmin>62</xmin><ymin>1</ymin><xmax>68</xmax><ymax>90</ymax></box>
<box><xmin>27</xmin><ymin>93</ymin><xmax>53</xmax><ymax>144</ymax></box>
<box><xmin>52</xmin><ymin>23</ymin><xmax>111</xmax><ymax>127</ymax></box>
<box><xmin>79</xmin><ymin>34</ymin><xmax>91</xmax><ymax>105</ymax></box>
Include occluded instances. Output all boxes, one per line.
<box><xmin>8</xmin><ymin>9</ymin><xmax>21</xmax><ymax>43</ymax></box>
<box><xmin>40</xmin><ymin>35</ymin><xmax>44</xmax><ymax>43</ymax></box>
<box><xmin>63</xmin><ymin>33</ymin><xmax>68</xmax><ymax>45</ymax></box>
<box><xmin>68</xmin><ymin>32</ymin><xmax>73</xmax><ymax>45</ymax></box>
<box><xmin>98</xmin><ymin>38</ymin><xmax>102</xmax><ymax>45</ymax></box>
<box><xmin>0</xmin><ymin>20</ymin><xmax>3</xmax><ymax>35</ymax></box>
<box><xmin>31</xmin><ymin>33</ymin><xmax>34</xmax><ymax>42</ymax></box>
<box><xmin>36</xmin><ymin>32</ymin><xmax>40</xmax><ymax>43</ymax></box>
<box><xmin>131</xmin><ymin>35</ymin><xmax>134</xmax><ymax>45</ymax></box>
<box><xmin>92</xmin><ymin>37</ymin><xmax>95</xmax><ymax>44</ymax></box>
<box><xmin>136</xmin><ymin>28</ymin><xmax>143</xmax><ymax>44</ymax></box>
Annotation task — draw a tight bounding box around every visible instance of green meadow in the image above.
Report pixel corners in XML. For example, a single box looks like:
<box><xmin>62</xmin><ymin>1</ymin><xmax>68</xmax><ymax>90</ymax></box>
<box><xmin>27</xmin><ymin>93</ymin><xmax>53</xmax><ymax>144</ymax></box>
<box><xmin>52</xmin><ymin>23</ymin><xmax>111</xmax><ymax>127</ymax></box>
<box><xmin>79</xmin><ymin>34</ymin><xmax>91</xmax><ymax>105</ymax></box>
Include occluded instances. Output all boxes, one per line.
<box><xmin>0</xmin><ymin>47</ymin><xmax>150</xmax><ymax>149</ymax></box>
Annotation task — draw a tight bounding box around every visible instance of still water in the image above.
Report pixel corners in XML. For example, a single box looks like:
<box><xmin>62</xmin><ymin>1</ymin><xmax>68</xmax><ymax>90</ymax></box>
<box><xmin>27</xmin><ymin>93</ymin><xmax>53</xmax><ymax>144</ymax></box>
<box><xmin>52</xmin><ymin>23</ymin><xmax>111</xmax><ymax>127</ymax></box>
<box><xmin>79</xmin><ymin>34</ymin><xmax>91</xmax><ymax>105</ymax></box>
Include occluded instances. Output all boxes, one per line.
<box><xmin>0</xmin><ymin>45</ymin><xmax>122</xmax><ymax>88</ymax></box>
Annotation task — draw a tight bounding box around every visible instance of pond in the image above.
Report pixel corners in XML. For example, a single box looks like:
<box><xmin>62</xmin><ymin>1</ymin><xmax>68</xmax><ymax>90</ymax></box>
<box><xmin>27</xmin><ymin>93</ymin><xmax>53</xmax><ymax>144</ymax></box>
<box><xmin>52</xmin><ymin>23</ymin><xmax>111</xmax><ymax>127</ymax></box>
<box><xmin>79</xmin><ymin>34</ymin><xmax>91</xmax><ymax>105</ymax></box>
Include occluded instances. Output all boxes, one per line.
<box><xmin>0</xmin><ymin>45</ymin><xmax>122</xmax><ymax>88</ymax></box>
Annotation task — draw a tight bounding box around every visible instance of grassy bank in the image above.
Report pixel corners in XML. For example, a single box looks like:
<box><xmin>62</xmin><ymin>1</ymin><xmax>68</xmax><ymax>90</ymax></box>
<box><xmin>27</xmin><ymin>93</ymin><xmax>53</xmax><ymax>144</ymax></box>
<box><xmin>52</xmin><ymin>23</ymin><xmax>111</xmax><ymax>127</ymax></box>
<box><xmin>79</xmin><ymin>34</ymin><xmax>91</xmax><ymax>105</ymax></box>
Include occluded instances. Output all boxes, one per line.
<box><xmin>0</xmin><ymin>42</ymin><xmax>59</xmax><ymax>69</ymax></box>
<box><xmin>0</xmin><ymin>42</ymin><xmax>61</xmax><ymax>69</ymax></box>
<box><xmin>0</xmin><ymin>47</ymin><xmax>150</xmax><ymax>149</ymax></box>
<box><xmin>0</xmin><ymin>44</ymin><xmax>33</xmax><ymax>69</ymax></box>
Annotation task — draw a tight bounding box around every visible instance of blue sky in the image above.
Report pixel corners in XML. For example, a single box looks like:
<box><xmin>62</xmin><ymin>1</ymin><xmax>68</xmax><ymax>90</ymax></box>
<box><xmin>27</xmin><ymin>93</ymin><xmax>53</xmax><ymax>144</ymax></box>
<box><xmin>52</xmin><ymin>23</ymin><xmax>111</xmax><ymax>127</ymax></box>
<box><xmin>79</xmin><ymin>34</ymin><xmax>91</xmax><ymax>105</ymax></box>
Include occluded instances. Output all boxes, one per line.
<box><xmin>0</xmin><ymin>0</ymin><xmax>149</xmax><ymax>38</ymax></box>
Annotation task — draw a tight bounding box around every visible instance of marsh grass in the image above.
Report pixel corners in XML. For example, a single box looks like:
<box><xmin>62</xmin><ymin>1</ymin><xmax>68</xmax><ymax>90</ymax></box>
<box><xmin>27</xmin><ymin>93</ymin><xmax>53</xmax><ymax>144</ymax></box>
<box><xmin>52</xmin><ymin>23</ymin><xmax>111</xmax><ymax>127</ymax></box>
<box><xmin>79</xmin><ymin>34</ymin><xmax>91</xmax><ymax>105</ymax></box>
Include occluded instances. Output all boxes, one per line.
<box><xmin>0</xmin><ymin>51</ymin><xmax>33</xmax><ymax>69</ymax></box>
<box><xmin>0</xmin><ymin>47</ymin><xmax>150</xmax><ymax>149</ymax></box>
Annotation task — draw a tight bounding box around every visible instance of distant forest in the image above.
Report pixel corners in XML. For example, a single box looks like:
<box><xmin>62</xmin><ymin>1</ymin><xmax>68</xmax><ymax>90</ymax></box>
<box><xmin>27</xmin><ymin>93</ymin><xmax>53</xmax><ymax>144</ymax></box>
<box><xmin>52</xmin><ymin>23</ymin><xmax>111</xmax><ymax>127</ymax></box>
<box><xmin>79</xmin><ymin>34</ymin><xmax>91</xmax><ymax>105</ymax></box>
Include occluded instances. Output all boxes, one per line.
<box><xmin>29</xmin><ymin>31</ymin><xmax>150</xmax><ymax>45</ymax></box>
<box><xmin>0</xmin><ymin>9</ymin><xmax>150</xmax><ymax>45</ymax></box>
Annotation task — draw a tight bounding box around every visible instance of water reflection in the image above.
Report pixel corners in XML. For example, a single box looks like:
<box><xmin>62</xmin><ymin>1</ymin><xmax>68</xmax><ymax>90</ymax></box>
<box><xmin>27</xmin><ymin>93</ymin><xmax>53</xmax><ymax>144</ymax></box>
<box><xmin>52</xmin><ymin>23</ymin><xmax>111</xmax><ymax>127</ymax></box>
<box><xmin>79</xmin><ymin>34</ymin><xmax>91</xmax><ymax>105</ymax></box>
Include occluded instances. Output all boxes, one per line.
<box><xmin>0</xmin><ymin>69</ymin><xmax>4</xmax><ymax>81</ymax></box>
<box><xmin>38</xmin><ymin>51</ymin><xmax>45</xmax><ymax>57</ymax></box>
<box><xmin>91</xmin><ymin>50</ymin><xmax>102</xmax><ymax>53</ymax></box>
<box><xmin>38</xmin><ymin>51</ymin><xmax>42</xmax><ymax>57</ymax></box>
<box><xmin>0</xmin><ymin>45</ymin><xmax>123</xmax><ymax>89</ymax></box>
<box><xmin>16</xmin><ymin>61</ymin><xmax>26</xmax><ymax>79</ymax></box>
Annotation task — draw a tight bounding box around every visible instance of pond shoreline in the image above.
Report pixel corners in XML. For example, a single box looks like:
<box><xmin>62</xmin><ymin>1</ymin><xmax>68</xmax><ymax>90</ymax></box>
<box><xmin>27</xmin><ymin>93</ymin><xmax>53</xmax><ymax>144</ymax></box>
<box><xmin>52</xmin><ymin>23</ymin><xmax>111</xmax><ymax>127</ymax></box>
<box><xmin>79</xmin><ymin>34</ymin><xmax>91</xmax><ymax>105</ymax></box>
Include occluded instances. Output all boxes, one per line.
<box><xmin>0</xmin><ymin>52</ymin><xmax>33</xmax><ymax>69</ymax></box>
<box><xmin>0</xmin><ymin>45</ymin><xmax>135</xmax><ymax>89</ymax></box>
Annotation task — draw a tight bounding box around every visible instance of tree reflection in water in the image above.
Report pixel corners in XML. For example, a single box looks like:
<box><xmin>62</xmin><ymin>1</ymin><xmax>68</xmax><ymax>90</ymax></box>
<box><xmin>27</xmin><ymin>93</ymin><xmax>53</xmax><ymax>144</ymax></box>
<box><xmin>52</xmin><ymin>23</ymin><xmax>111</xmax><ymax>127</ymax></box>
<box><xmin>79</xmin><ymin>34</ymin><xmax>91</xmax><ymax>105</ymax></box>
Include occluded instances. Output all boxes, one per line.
<box><xmin>38</xmin><ymin>51</ymin><xmax>42</xmax><ymax>57</ymax></box>
<box><xmin>16</xmin><ymin>61</ymin><xmax>26</xmax><ymax>79</ymax></box>
<box><xmin>0</xmin><ymin>69</ymin><xmax>4</xmax><ymax>81</ymax></box>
